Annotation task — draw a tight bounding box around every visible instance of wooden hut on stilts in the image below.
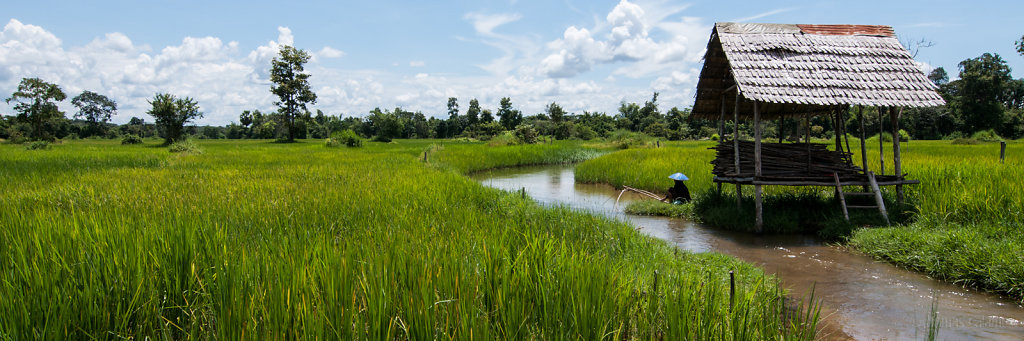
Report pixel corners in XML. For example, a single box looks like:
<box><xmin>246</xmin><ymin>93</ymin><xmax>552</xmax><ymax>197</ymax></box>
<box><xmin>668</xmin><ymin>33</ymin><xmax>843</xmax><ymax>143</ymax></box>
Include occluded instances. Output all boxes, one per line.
<box><xmin>691</xmin><ymin>23</ymin><xmax>946</xmax><ymax>232</ymax></box>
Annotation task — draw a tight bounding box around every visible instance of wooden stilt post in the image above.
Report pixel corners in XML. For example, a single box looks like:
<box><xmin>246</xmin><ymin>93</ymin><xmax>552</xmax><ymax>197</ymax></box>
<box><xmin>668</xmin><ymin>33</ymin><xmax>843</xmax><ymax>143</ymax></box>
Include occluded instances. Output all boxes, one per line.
<box><xmin>842</xmin><ymin>107</ymin><xmax>852</xmax><ymax>156</ymax></box>
<box><xmin>805</xmin><ymin>112</ymin><xmax>811</xmax><ymax>172</ymax></box>
<box><xmin>832</xmin><ymin>110</ymin><xmax>842</xmax><ymax>199</ymax></box>
<box><xmin>891</xmin><ymin>107</ymin><xmax>904</xmax><ymax>205</ymax></box>
<box><xmin>858</xmin><ymin>106</ymin><xmax>867</xmax><ymax>172</ymax></box>
<box><xmin>719</xmin><ymin>93</ymin><xmax>727</xmax><ymax>139</ymax></box>
<box><xmin>734</xmin><ymin>91</ymin><xmax>742</xmax><ymax>209</ymax></box>
<box><xmin>834</xmin><ymin>110</ymin><xmax>843</xmax><ymax>153</ymax></box>
<box><xmin>858</xmin><ymin>106</ymin><xmax>869</xmax><ymax>191</ymax></box>
<box><xmin>754</xmin><ymin>101</ymin><xmax>763</xmax><ymax>233</ymax></box>
<box><xmin>717</xmin><ymin>92</ymin><xmax>727</xmax><ymax>196</ymax></box>
<box><xmin>878</xmin><ymin>106</ymin><xmax>885</xmax><ymax>175</ymax></box>
<box><xmin>778</xmin><ymin>116</ymin><xmax>784</xmax><ymax>143</ymax></box>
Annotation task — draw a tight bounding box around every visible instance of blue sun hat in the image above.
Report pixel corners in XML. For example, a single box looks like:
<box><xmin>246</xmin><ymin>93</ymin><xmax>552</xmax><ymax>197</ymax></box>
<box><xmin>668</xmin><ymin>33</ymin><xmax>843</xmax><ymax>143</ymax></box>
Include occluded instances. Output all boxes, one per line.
<box><xmin>668</xmin><ymin>172</ymin><xmax>688</xmax><ymax>181</ymax></box>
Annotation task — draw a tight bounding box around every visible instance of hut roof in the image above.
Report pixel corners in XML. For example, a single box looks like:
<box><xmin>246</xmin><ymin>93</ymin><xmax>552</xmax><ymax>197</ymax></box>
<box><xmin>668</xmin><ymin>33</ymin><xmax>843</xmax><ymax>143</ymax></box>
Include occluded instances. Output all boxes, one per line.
<box><xmin>692</xmin><ymin>22</ymin><xmax>945</xmax><ymax>120</ymax></box>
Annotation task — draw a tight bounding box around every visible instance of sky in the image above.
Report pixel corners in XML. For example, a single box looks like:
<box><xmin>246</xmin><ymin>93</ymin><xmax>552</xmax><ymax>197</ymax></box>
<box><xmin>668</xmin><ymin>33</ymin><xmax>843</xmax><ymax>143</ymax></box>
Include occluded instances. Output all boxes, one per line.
<box><xmin>2</xmin><ymin>0</ymin><xmax>1023</xmax><ymax>125</ymax></box>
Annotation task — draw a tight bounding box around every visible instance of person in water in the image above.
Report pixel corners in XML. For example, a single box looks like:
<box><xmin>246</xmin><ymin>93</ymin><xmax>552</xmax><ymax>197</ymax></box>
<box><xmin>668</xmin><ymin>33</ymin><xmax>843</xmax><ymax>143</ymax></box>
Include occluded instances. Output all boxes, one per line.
<box><xmin>664</xmin><ymin>179</ymin><xmax>691</xmax><ymax>203</ymax></box>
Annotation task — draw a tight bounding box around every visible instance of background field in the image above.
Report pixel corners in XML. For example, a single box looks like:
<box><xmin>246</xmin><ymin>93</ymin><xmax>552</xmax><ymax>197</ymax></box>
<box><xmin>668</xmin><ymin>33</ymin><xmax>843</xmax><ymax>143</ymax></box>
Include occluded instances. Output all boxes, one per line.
<box><xmin>0</xmin><ymin>139</ymin><xmax>815</xmax><ymax>339</ymax></box>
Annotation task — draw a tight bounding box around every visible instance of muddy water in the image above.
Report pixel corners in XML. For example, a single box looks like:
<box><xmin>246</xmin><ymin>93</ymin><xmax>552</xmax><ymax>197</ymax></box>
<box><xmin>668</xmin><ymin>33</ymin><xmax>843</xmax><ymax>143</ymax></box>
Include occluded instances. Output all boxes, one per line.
<box><xmin>472</xmin><ymin>165</ymin><xmax>1024</xmax><ymax>340</ymax></box>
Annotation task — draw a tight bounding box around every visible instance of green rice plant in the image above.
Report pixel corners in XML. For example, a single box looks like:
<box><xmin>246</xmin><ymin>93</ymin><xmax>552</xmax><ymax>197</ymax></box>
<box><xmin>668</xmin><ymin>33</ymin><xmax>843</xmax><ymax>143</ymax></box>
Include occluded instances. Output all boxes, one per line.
<box><xmin>433</xmin><ymin>140</ymin><xmax>603</xmax><ymax>173</ymax></box>
<box><xmin>625</xmin><ymin>200</ymin><xmax>696</xmax><ymax>219</ymax></box>
<box><xmin>0</xmin><ymin>139</ymin><xmax>813</xmax><ymax>339</ymax></box>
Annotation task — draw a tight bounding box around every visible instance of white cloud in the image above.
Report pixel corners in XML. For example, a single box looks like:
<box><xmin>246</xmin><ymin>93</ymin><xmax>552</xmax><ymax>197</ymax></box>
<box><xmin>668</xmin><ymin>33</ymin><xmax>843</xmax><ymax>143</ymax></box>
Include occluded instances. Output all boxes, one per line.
<box><xmin>463</xmin><ymin>12</ymin><xmax>539</xmax><ymax>76</ymax></box>
<box><xmin>730</xmin><ymin>7</ymin><xmax>797</xmax><ymax>23</ymax></box>
<box><xmin>536</xmin><ymin>0</ymin><xmax>709</xmax><ymax>79</ymax></box>
<box><xmin>317</xmin><ymin>46</ymin><xmax>345</xmax><ymax>59</ymax></box>
<box><xmin>464</xmin><ymin>12</ymin><xmax>522</xmax><ymax>36</ymax></box>
<box><xmin>0</xmin><ymin>20</ymin><xmax>352</xmax><ymax>124</ymax></box>
<box><xmin>2</xmin><ymin>4</ymin><xmax>711</xmax><ymax>126</ymax></box>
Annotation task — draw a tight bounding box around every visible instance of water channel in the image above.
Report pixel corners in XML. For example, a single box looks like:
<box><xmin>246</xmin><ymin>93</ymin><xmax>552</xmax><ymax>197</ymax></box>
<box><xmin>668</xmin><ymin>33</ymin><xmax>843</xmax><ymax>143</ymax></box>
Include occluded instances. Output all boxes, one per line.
<box><xmin>472</xmin><ymin>165</ymin><xmax>1024</xmax><ymax>340</ymax></box>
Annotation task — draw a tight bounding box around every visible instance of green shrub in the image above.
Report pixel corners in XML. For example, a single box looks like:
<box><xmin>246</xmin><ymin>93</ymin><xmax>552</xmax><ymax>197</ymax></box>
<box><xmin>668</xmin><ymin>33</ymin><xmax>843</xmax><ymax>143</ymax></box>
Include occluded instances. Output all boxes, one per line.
<box><xmin>121</xmin><ymin>135</ymin><xmax>143</xmax><ymax>145</ymax></box>
<box><xmin>372</xmin><ymin>135</ymin><xmax>392</xmax><ymax>143</ymax></box>
<box><xmin>971</xmin><ymin>129</ymin><xmax>1003</xmax><ymax>142</ymax></box>
<box><xmin>4</xmin><ymin>130</ymin><xmax>28</xmax><ymax>144</ymax></box>
<box><xmin>168</xmin><ymin>140</ymin><xmax>202</xmax><ymax>154</ymax></box>
<box><xmin>608</xmin><ymin>130</ymin><xmax>653</xmax><ymax>149</ymax></box>
<box><xmin>337</xmin><ymin>129</ymin><xmax>363</xmax><ymax>147</ymax></box>
<box><xmin>951</xmin><ymin>138</ymin><xmax>980</xmax><ymax>145</ymax></box>
<box><xmin>486</xmin><ymin>131</ymin><xmax>517</xmax><ymax>146</ymax></box>
<box><xmin>513</xmin><ymin>124</ymin><xmax>538</xmax><ymax>144</ymax></box>
<box><xmin>710</xmin><ymin>133</ymin><xmax>720</xmax><ymax>141</ymax></box>
<box><xmin>574</xmin><ymin>124</ymin><xmax>597</xmax><ymax>140</ymax></box>
<box><xmin>24</xmin><ymin>141</ymin><xmax>51</xmax><ymax>150</ymax></box>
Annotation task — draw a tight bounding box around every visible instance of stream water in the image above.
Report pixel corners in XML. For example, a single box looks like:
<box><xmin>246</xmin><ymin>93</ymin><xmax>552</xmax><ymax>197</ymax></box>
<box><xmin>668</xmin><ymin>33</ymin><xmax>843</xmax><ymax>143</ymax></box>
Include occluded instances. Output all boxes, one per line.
<box><xmin>472</xmin><ymin>165</ymin><xmax>1024</xmax><ymax>340</ymax></box>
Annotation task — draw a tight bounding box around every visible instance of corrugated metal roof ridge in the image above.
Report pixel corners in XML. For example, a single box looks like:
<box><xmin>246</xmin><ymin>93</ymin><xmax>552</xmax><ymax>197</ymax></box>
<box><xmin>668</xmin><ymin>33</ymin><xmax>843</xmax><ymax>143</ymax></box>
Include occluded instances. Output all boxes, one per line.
<box><xmin>796</xmin><ymin>24</ymin><xmax>895</xmax><ymax>37</ymax></box>
<box><xmin>716</xmin><ymin>22</ymin><xmax>895</xmax><ymax>37</ymax></box>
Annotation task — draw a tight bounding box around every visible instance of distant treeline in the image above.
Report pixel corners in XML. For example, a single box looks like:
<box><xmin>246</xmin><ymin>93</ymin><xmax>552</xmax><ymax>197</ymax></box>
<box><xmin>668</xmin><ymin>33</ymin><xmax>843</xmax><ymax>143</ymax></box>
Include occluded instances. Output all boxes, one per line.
<box><xmin>4</xmin><ymin>49</ymin><xmax>1023</xmax><ymax>143</ymax></box>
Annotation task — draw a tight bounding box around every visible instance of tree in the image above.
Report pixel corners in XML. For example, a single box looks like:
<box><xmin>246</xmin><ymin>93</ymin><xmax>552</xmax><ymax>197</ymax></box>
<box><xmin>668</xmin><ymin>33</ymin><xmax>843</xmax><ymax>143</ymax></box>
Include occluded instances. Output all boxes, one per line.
<box><xmin>497</xmin><ymin>97</ymin><xmax>522</xmax><ymax>130</ymax></box>
<box><xmin>5</xmin><ymin>77</ymin><xmax>66</xmax><ymax>140</ymax></box>
<box><xmin>71</xmin><ymin>90</ymin><xmax>117</xmax><ymax>137</ymax></box>
<box><xmin>1017</xmin><ymin>35</ymin><xmax>1023</xmax><ymax>56</ymax></box>
<box><xmin>446</xmin><ymin>97</ymin><xmax>460</xmax><ymax>137</ymax></box>
<box><xmin>239</xmin><ymin>110</ymin><xmax>253</xmax><ymax>128</ymax></box>
<box><xmin>147</xmin><ymin>93</ymin><xmax>202</xmax><ymax>145</ymax></box>
<box><xmin>480</xmin><ymin>109</ymin><xmax>494</xmax><ymax>123</ymax></box>
<box><xmin>928</xmin><ymin>67</ymin><xmax>948</xmax><ymax>86</ymax></box>
<box><xmin>466</xmin><ymin>98</ymin><xmax>481</xmax><ymax>126</ymax></box>
<box><xmin>953</xmin><ymin>53</ymin><xmax>1013</xmax><ymax>132</ymax></box>
<box><xmin>546</xmin><ymin>102</ymin><xmax>565</xmax><ymax>123</ymax></box>
<box><xmin>270</xmin><ymin>45</ymin><xmax>318</xmax><ymax>142</ymax></box>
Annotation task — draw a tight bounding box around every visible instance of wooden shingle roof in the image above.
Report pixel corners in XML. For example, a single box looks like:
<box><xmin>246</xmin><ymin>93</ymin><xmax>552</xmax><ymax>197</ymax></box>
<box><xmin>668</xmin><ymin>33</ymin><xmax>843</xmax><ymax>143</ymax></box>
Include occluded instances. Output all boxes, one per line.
<box><xmin>692</xmin><ymin>22</ymin><xmax>945</xmax><ymax>120</ymax></box>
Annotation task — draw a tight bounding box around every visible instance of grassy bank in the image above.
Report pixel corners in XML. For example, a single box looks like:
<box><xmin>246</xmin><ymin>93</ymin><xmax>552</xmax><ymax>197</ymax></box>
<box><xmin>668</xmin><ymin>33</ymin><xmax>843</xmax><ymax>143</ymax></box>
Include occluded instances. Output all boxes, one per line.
<box><xmin>0</xmin><ymin>139</ymin><xmax>814</xmax><ymax>339</ymax></box>
<box><xmin>575</xmin><ymin>139</ymin><xmax>1024</xmax><ymax>301</ymax></box>
<box><xmin>429</xmin><ymin>139</ymin><xmax>603</xmax><ymax>173</ymax></box>
<box><xmin>849</xmin><ymin>140</ymin><xmax>1024</xmax><ymax>302</ymax></box>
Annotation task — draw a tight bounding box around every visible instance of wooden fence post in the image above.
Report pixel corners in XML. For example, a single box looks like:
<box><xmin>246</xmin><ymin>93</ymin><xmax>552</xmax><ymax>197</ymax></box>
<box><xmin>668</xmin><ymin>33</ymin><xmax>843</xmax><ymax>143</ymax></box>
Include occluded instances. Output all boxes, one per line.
<box><xmin>1001</xmin><ymin>141</ymin><xmax>1007</xmax><ymax>163</ymax></box>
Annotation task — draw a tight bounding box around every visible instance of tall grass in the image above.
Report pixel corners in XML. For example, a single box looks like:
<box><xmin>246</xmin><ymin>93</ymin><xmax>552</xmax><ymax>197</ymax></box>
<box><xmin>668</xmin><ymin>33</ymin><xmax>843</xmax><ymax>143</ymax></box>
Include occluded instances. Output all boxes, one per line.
<box><xmin>0</xmin><ymin>139</ymin><xmax>813</xmax><ymax>339</ymax></box>
<box><xmin>430</xmin><ymin>140</ymin><xmax>602</xmax><ymax>173</ymax></box>
<box><xmin>575</xmin><ymin>139</ymin><xmax>1024</xmax><ymax>300</ymax></box>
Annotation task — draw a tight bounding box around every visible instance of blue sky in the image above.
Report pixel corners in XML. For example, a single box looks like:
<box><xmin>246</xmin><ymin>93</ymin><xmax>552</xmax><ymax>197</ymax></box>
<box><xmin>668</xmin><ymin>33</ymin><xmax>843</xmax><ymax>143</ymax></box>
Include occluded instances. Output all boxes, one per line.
<box><xmin>3</xmin><ymin>0</ymin><xmax>1022</xmax><ymax>125</ymax></box>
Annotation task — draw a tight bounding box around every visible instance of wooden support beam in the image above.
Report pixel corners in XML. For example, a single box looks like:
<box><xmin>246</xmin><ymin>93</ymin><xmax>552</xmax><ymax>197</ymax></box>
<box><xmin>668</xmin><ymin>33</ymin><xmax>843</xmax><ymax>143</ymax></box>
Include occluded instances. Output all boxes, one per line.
<box><xmin>842</xmin><ymin>107</ymin><xmax>852</xmax><ymax>156</ymax></box>
<box><xmin>754</xmin><ymin>101</ymin><xmax>763</xmax><ymax>233</ymax></box>
<box><xmin>833</xmin><ymin>110</ymin><xmax>843</xmax><ymax>153</ymax></box>
<box><xmin>858</xmin><ymin>106</ymin><xmax>868</xmax><ymax>172</ymax></box>
<box><xmin>878</xmin><ymin>106</ymin><xmax>885</xmax><ymax>175</ymax></box>
<box><xmin>718</xmin><ymin>93</ymin><xmax>726</xmax><ymax>138</ymax></box>
<box><xmin>734</xmin><ymin>90</ymin><xmax>742</xmax><ymax>209</ymax></box>
<box><xmin>834</xmin><ymin>173</ymin><xmax>850</xmax><ymax>222</ymax></box>
<box><xmin>778</xmin><ymin>117</ymin><xmax>784</xmax><ymax>143</ymax></box>
<box><xmin>713</xmin><ymin>177</ymin><xmax>920</xmax><ymax>187</ymax></box>
<box><xmin>891</xmin><ymin>107</ymin><xmax>904</xmax><ymax>205</ymax></box>
<box><xmin>805</xmin><ymin>112</ymin><xmax>811</xmax><ymax>172</ymax></box>
<box><xmin>868</xmin><ymin>171</ymin><xmax>891</xmax><ymax>226</ymax></box>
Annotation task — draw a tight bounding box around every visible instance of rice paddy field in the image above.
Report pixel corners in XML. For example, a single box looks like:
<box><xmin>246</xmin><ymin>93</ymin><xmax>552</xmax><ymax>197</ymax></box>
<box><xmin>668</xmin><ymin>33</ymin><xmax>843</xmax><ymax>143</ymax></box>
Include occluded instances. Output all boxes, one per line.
<box><xmin>575</xmin><ymin>139</ymin><xmax>1024</xmax><ymax>301</ymax></box>
<box><xmin>0</xmin><ymin>139</ymin><xmax>816</xmax><ymax>339</ymax></box>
